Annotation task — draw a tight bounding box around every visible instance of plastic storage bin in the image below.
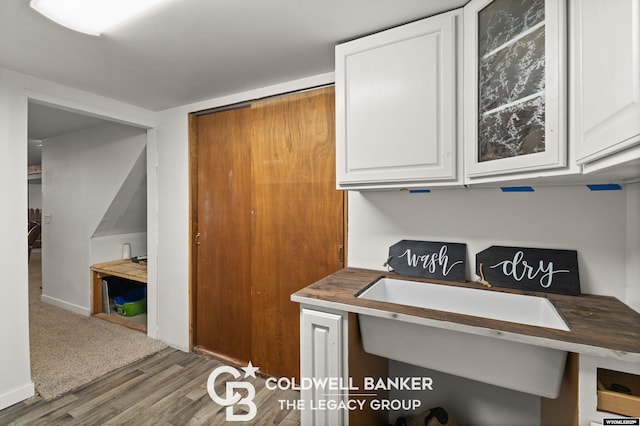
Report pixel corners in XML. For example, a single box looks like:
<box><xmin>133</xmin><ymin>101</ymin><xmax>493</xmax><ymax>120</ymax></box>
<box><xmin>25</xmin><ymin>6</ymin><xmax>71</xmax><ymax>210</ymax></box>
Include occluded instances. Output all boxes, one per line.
<box><xmin>114</xmin><ymin>287</ymin><xmax>147</xmax><ymax>317</ymax></box>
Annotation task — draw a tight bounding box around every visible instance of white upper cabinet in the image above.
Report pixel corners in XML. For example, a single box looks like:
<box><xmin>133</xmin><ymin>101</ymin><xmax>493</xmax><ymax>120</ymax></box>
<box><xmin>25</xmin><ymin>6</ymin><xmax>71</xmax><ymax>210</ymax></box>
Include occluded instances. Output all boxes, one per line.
<box><xmin>464</xmin><ymin>0</ymin><xmax>568</xmax><ymax>179</ymax></box>
<box><xmin>573</xmin><ymin>0</ymin><xmax>640</xmax><ymax>166</ymax></box>
<box><xmin>335</xmin><ymin>11</ymin><xmax>461</xmax><ymax>189</ymax></box>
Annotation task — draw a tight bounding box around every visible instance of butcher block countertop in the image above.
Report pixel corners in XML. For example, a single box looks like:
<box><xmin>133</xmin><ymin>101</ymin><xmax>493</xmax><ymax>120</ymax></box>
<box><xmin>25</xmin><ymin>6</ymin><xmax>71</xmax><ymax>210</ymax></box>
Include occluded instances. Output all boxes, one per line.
<box><xmin>291</xmin><ymin>268</ymin><xmax>640</xmax><ymax>362</ymax></box>
<box><xmin>90</xmin><ymin>259</ymin><xmax>147</xmax><ymax>283</ymax></box>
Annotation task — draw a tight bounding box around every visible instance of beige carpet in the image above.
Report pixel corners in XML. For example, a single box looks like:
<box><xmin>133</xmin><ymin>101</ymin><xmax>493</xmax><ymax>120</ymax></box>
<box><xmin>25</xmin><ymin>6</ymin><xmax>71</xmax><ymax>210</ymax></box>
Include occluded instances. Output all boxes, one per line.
<box><xmin>28</xmin><ymin>249</ymin><xmax>167</xmax><ymax>400</ymax></box>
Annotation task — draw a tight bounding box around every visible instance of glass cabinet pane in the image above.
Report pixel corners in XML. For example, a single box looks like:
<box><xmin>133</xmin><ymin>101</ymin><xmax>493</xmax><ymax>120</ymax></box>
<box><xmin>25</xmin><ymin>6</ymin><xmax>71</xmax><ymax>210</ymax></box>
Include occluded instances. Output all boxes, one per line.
<box><xmin>477</xmin><ymin>0</ymin><xmax>546</xmax><ymax>162</ymax></box>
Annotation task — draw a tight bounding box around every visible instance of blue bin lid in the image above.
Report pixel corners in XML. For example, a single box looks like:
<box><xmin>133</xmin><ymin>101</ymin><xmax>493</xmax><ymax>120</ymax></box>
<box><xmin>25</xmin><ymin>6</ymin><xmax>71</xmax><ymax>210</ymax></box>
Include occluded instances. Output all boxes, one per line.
<box><xmin>114</xmin><ymin>287</ymin><xmax>147</xmax><ymax>305</ymax></box>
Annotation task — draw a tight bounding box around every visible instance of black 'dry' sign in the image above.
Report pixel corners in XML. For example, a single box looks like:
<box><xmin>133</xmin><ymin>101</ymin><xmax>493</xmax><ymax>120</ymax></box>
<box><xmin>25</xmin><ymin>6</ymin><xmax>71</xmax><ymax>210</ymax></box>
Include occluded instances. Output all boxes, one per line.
<box><xmin>388</xmin><ymin>240</ymin><xmax>467</xmax><ymax>282</ymax></box>
<box><xmin>476</xmin><ymin>246</ymin><xmax>581</xmax><ymax>295</ymax></box>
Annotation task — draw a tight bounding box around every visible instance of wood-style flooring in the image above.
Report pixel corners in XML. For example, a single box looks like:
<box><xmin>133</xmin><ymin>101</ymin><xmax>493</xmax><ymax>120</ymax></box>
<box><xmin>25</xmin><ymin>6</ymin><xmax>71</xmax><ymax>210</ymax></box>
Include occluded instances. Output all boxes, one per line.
<box><xmin>0</xmin><ymin>348</ymin><xmax>301</xmax><ymax>425</ymax></box>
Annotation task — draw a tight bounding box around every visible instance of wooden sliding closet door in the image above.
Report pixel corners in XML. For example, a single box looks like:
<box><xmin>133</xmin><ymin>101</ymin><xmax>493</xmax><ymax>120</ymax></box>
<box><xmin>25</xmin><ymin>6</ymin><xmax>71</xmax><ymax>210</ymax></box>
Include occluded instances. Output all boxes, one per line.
<box><xmin>250</xmin><ymin>88</ymin><xmax>344</xmax><ymax>378</ymax></box>
<box><xmin>195</xmin><ymin>106</ymin><xmax>253</xmax><ymax>364</ymax></box>
<box><xmin>194</xmin><ymin>87</ymin><xmax>344</xmax><ymax>379</ymax></box>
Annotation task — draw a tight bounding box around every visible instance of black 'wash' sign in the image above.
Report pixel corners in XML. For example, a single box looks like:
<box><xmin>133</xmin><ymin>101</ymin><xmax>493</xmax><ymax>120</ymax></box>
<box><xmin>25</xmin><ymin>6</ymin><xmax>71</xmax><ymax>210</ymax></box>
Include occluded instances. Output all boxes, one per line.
<box><xmin>387</xmin><ymin>240</ymin><xmax>467</xmax><ymax>282</ymax></box>
<box><xmin>476</xmin><ymin>246</ymin><xmax>581</xmax><ymax>295</ymax></box>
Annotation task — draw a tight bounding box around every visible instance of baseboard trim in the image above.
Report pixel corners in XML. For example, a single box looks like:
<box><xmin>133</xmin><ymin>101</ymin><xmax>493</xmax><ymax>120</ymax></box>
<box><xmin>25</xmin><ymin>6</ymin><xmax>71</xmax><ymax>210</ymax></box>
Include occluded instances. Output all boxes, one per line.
<box><xmin>0</xmin><ymin>382</ymin><xmax>35</xmax><ymax>410</ymax></box>
<box><xmin>41</xmin><ymin>294</ymin><xmax>90</xmax><ymax>316</ymax></box>
<box><xmin>194</xmin><ymin>347</ymin><xmax>248</xmax><ymax>370</ymax></box>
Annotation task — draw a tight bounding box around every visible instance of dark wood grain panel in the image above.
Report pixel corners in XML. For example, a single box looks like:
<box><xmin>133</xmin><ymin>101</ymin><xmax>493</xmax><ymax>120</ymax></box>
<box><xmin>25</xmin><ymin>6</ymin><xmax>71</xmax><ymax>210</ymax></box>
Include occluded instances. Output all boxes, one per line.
<box><xmin>250</xmin><ymin>87</ymin><xmax>345</xmax><ymax>379</ymax></box>
<box><xmin>348</xmin><ymin>313</ymin><xmax>389</xmax><ymax>426</ymax></box>
<box><xmin>194</xmin><ymin>87</ymin><xmax>345</xmax><ymax>380</ymax></box>
<box><xmin>196</xmin><ymin>106</ymin><xmax>254</xmax><ymax>363</ymax></box>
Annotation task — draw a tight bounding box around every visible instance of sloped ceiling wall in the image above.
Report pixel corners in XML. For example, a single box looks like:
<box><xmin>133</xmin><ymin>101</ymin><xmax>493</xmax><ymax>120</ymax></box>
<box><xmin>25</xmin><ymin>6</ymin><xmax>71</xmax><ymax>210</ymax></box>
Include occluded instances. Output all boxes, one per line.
<box><xmin>92</xmin><ymin>147</ymin><xmax>147</xmax><ymax>237</ymax></box>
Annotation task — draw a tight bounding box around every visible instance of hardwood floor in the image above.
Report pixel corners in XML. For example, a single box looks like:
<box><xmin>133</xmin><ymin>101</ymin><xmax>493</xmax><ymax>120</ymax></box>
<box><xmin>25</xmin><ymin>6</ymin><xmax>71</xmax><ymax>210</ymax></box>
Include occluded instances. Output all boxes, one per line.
<box><xmin>0</xmin><ymin>348</ymin><xmax>301</xmax><ymax>425</ymax></box>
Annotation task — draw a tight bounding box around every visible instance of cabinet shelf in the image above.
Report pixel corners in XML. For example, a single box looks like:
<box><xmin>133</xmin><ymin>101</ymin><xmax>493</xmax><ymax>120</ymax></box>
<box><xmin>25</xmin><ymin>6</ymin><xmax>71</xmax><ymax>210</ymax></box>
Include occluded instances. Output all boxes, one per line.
<box><xmin>597</xmin><ymin>368</ymin><xmax>640</xmax><ymax>418</ymax></box>
<box><xmin>91</xmin><ymin>259</ymin><xmax>147</xmax><ymax>333</ymax></box>
<box><xmin>481</xmin><ymin>20</ymin><xmax>545</xmax><ymax>60</ymax></box>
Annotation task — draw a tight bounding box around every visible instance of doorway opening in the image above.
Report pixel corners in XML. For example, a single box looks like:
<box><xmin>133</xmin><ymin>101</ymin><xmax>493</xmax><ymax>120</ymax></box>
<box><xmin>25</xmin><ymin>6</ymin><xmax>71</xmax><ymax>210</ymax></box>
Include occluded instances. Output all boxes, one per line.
<box><xmin>26</xmin><ymin>99</ymin><xmax>162</xmax><ymax>399</ymax></box>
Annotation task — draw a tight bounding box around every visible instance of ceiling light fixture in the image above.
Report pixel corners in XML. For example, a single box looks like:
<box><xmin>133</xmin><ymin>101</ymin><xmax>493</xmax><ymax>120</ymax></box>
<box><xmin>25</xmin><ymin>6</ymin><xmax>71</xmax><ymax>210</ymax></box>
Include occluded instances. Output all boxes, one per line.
<box><xmin>29</xmin><ymin>0</ymin><xmax>169</xmax><ymax>36</ymax></box>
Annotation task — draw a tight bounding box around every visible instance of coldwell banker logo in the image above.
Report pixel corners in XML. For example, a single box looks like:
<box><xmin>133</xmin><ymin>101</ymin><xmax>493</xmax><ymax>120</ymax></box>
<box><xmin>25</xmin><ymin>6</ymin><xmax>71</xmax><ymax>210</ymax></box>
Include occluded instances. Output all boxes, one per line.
<box><xmin>207</xmin><ymin>362</ymin><xmax>260</xmax><ymax>422</ymax></box>
<box><xmin>208</xmin><ymin>361</ymin><xmax>434</xmax><ymax>421</ymax></box>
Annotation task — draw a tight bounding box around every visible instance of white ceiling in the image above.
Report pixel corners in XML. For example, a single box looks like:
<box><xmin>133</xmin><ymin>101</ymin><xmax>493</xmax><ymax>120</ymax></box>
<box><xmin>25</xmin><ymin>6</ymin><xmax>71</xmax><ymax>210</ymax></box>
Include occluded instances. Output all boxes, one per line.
<box><xmin>6</xmin><ymin>0</ymin><xmax>468</xmax><ymax>165</ymax></box>
<box><xmin>28</xmin><ymin>102</ymin><xmax>108</xmax><ymax>140</ymax></box>
<box><xmin>27</xmin><ymin>102</ymin><xmax>109</xmax><ymax>165</ymax></box>
<box><xmin>1</xmin><ymin>0</ymin><xmax>467</xmax><ymax>113</ymax></box>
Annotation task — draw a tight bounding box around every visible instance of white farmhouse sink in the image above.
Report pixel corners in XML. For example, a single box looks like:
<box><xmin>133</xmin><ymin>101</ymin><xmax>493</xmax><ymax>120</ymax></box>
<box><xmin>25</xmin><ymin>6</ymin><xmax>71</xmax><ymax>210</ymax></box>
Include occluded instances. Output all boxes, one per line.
<box><xmin>358</xmin><ymin>277</ymin><xmax>569</xmax><ymax>331</ymax></box>
<box><xmin>356</xmin><ymin>278</ymin><xmax>569</xmax><ymax>398</ymax></box>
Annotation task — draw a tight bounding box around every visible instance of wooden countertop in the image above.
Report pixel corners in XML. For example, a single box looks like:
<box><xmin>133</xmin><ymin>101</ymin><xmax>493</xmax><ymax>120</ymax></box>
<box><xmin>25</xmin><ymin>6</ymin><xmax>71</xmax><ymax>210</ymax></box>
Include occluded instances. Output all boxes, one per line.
<box><xmin>292</xmin><ymin>267</ymin><xmax>640</xmax><ymax>362</ymax></box>
<box><xmin>90</xmin><ymin>259</ymin><xmax>147</xmax><ymax>283</ymax></box>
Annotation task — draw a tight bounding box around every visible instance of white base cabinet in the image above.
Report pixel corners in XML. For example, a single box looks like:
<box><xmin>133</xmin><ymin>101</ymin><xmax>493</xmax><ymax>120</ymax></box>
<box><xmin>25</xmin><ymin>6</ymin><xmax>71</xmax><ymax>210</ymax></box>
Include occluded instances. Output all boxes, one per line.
<box><xmin>573</xmin><ymin>0</ymin><xmax>640</xmax><ymax>167</ymax></box>
<box><xmin>300</xmin><ymin>308</ymin><xmax>347</xmax><ymax>426</ymax></box>
<box><xmin>578</xmin><ymin>354</ymin><xmax>640</xmax><ymax>426</ymax></box>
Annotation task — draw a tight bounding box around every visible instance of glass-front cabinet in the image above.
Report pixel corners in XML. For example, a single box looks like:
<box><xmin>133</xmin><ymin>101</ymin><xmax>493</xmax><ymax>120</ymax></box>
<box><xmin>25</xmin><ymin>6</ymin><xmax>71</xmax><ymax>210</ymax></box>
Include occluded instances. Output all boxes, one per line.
<box><xmin>464</xmin><ymin>0</ymin><xmax>567</xmax><ymax>179</ymax></box>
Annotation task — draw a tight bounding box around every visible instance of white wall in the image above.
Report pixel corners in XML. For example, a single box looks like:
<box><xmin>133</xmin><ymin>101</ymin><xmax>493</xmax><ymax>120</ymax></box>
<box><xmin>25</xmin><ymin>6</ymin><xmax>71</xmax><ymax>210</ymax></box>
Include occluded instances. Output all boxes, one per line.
<box><xmin>41</xmin><ymin>122</ymin><xmax>147</xmax><ymax>315</ymax></box>
<box><xmin>92</xmin><ymin>147</ymin><xmax>147</xmax><ymax>238</ymax></box>
<box><xmin>154</xmin><ymin>108</ymin><xmax>190</xmax><ymax>350</ymax></box>
<box><xmin>348</xmin><ymin>184</ymin><xmax>633</xmax><ymax>304</ymax></box>
<box><xmin>0</xmin><ymin>66</ymin><xmax>157</xmax><ymax>410</ymax></box>
<box><xmin>90</xmin><ymin>233</ymin><xmax>147</xmax><ymax>264</ymax></box>
<box><xmin>28</xmin><ymin>182</ymin><xmax>42</xmax><ymax>209</ymax></box>
<box><xmin>347</xmin><ymin>182</ymin><xmax>639</xmax><ymax>425</ymax></box>
<box><xmin>0</xmin><ymin>67</ymin><xmax>35</xmax><ymax>410</ymax></box>
<box><xmin>626</xmin><ymin>183</ymin><xmax>640</xmax><ymax>310</ymax></box>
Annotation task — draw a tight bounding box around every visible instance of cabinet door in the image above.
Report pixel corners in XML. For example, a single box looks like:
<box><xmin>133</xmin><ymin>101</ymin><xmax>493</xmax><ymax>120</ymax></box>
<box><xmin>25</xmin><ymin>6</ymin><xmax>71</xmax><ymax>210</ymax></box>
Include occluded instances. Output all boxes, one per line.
<box><xmin>335</xmin><ymin>11</ymin><xmax>460</xmax><ymax>188</ymax></box>
<box><xmin>300</xmin><ymin>308</ymin><xmax>344</xmax><ymax>426</ymax></box>
<box><xmin>464</xmin><ymin>0</ymin><xmax>567</xmax><ymax>178</ymax></box>
<box><xmin>574</xmin><ymin>0</ymin><xmax>640</xmax><ymax>164</ymax></box>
